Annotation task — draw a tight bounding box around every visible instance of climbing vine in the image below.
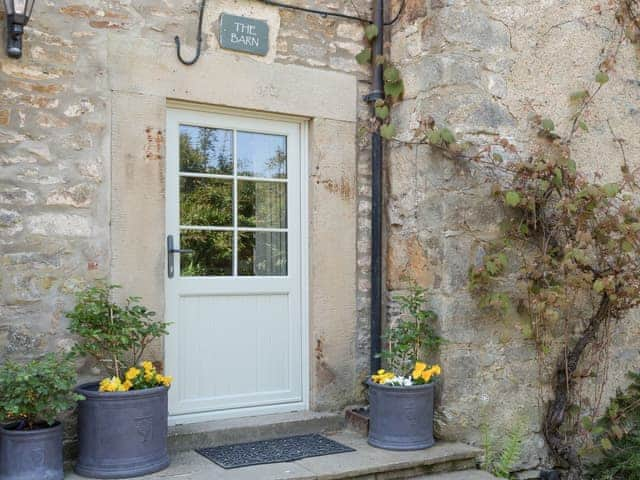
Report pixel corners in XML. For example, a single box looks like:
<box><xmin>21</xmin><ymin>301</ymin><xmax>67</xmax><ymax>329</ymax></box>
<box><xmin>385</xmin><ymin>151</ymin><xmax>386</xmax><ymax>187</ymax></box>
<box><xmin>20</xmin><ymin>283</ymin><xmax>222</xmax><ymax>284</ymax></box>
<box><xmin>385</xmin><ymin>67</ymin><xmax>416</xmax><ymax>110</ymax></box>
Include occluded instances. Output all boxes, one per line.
<box><xmin>356</xmin><ymin>24</ymin><xmax>404</xmax><ymax>140</ymax></box>
<box><xmin>355</xmin><ymin>1</ymin><xmax>640</xmax><ymax>478</ymax></box>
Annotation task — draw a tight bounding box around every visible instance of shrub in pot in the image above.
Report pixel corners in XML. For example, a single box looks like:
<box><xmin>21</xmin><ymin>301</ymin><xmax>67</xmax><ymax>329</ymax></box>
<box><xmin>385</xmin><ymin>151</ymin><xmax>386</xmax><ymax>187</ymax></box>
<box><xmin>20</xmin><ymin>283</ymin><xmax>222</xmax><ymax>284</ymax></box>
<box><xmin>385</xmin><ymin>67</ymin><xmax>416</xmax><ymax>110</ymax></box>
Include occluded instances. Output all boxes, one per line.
<box><xmin>368</xmin><ymin>283</ymin><xmax>444</xmax><ymax>451</ymax></box>
<box><xmin>67</xmin><ymin>283</ymin><xmax>171</xmax><ymax>479</ymax></box>
<box><xmin>0</xmin><ymin>353</ymin><xmax>82</xmax><ymax>480</ymax></box>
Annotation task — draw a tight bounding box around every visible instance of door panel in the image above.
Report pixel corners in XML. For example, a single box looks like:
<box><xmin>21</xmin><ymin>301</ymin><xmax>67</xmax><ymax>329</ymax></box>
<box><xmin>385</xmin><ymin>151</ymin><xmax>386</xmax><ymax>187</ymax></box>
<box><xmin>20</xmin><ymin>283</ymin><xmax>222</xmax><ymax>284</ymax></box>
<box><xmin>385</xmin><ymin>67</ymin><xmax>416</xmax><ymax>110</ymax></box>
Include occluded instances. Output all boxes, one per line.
<box><xmin>165</xmin><ymin>108</ymin><xmax>305</xmax><ymax>422</ymax></box>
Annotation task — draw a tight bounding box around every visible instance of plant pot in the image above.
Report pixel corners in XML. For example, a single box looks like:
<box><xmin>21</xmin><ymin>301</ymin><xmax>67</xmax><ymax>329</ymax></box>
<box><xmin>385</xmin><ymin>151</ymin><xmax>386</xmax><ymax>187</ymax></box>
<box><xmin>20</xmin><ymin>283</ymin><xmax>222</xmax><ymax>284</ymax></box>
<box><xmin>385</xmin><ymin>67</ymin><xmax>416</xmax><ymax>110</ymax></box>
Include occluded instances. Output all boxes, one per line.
<box><xmin>74</xmin><ymin>382</ymin><xmax>170</xmax><ymax>479</ymax></box>
<box><xmin>367</xmin><ymin>379</ymin><xmax>435</xmax><ymax>450</ymax></box>
<box><xmin>0</xmin><ymin>422</ymin><xmax>63</xmax><ymax>480</ymax></box>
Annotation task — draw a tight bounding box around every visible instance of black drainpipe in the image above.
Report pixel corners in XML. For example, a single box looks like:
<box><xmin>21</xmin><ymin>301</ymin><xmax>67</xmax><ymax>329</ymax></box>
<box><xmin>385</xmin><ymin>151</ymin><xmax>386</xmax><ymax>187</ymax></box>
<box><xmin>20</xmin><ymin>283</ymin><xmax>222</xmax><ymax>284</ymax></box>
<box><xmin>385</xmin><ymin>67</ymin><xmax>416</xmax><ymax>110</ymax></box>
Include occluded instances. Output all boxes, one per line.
<box><xmin>368</xmin><ymin>0</ymin><xmax>385</xmax><ymax>373</ymax></box>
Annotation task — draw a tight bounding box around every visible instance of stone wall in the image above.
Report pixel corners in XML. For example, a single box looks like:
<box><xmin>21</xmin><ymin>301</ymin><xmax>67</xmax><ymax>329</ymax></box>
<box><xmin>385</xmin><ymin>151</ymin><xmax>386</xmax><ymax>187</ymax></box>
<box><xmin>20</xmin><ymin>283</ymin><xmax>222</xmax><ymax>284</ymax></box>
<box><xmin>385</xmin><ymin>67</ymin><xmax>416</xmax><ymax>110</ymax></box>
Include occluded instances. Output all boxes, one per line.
<box><xmin>3</xmin><ymin>0</ymin><xmax>639</xmax><ymax>472</ymax></box>
<box><xmin>0</xmin><ymin>0</ymin><xmax>372</xmax><ymax>408</ymax></box>
<box><xmin>387</xmin><ymin>0</ymin><xmax>640</xmax><ymax>470</ymax></box>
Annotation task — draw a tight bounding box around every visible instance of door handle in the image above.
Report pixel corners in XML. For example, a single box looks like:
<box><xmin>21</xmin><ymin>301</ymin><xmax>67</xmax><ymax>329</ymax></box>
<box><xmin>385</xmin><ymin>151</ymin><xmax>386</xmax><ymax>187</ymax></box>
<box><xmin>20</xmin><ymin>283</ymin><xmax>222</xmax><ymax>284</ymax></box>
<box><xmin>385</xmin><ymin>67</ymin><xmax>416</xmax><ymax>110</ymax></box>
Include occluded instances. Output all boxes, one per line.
<box><xmin>167</xmin><ymin>235</ymin><xmax>194</xmax><ymax>278</ymax></box>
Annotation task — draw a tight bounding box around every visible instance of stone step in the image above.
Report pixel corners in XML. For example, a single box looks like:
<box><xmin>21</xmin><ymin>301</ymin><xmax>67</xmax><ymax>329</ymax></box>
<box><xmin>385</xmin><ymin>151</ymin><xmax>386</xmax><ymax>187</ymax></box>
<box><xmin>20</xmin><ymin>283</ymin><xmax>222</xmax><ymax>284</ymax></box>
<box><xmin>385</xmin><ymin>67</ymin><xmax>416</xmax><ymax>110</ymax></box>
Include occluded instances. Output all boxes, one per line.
<box><xmin>168</xmin><ymin>411</ymin><xmax>345</xmax><ymax>453</ymax></box>
<box><xmin>412</xmin><ymin>470</ymin><xmax>500</xmax><ymax>479</ymax></box>
<box><xmin>67</xmin><ymin>430</ymin><xmax>482</xmax><ymax>479</ymax></box>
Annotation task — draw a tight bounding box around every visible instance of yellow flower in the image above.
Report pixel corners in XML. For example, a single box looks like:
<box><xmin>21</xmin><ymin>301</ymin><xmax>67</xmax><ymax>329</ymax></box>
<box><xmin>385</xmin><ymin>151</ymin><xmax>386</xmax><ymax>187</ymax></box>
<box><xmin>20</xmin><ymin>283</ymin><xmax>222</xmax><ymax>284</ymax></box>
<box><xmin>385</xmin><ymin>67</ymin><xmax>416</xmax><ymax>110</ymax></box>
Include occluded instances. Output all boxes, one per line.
<box><xmin>155</xmin><ymin>373</ymin><xmax>164</xmax><ymax>383</ymax></box>
<box><xmin>431</xmin><ymin>365</ymin><xmax>442</xmax><ymax>376</ymax></box>
<box><xmin>377</xmin><ymin>369</ymin><xmax>386</xmax><ymax>375</ymax></box>
<box><xmin>125</xmin><ymin>367</ymin><xmax>140</xmax><ymax>381</ymax></box>
<box><xmin>412</xmin><ymin>362</ymin><xmax>427</xmax><ymax>380</ymax></box>
<box><xmin>123</xmin><ymin>380</ymin><xmax>133</xmax><ymax>391</ymax></box>
<box><xmin>421</xmin><ymin>370</ymin><xmax>433</xmax><ymax>383</ymax></box>
<box><xmin>161</xmin><ymin>376</ymin><xmax>172</xmax><ymax>387</ymax></box>
<box><xmin>144</xmin><ymin>371</ymin><xmax>154</xmax><ymax>381</ymax></box>
<box><xmin>141</xmin><ymin>361</ymin><xmax>154</xmax><ymax>372</ymax></box>
<box><xmin>99</xmin><ymin>376</ymin><xmax>124</xmax><ymax>392</ymax></box>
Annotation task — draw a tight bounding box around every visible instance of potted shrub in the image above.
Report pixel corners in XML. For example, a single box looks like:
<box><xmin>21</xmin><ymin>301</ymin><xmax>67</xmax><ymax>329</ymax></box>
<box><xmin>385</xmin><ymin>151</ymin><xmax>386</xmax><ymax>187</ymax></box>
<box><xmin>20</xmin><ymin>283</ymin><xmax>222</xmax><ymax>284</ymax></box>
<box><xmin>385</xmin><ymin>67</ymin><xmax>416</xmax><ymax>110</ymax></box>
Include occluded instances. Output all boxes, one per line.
<box><xmin>367</xmin><ymin>283</ymin><xmax>444</xmax><ymax>450</ymax></box>
<box><xmin>67</xmin><ymin>283</ymin><xmax>171</xmax><ymax>479</ymax></box>
<box><xmin>0</xmin><ymin>353</ymin><xmax>82</xmax><ymax>480</ymax></box>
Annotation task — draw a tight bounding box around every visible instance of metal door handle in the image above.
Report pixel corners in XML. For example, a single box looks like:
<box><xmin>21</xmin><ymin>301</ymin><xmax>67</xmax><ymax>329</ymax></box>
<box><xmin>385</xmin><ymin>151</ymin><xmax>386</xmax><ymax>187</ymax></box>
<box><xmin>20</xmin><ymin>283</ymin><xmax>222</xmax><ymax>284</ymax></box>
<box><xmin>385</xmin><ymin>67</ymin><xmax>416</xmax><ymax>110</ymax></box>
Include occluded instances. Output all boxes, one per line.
<box><xmin>167</xmin><ymin>235</ymin><xmax>194</xmax><ymax>278</ymax></box>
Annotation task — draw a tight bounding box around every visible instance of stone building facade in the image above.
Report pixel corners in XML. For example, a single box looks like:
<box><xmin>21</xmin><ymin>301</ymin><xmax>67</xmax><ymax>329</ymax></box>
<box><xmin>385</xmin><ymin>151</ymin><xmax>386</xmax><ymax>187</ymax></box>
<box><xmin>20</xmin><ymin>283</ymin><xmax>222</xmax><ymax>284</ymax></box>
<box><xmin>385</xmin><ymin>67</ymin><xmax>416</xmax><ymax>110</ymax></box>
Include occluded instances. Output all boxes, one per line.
<box><xmin>1</xmin><ymin>0</ymin><xmax>639</xmax><ymax>471</ymax></box>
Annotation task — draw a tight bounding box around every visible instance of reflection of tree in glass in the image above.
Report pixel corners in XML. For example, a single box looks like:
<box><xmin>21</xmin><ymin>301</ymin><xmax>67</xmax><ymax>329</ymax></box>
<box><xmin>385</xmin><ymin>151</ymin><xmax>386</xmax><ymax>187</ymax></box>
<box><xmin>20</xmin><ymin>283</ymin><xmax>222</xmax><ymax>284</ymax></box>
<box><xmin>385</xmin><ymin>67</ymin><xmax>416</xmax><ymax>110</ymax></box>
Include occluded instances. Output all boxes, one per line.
<box><xmin>181</xmin><ymin>231</ymin><xmax>232</xmax><ymax>277</ymax></box>
<box><xmin>180</xmin><ymin>127</ymin><xmax>232</xmax><ymax>174</ymax></box>
<box><xmin>178</xmin><ymin>129</ymin><xmax>288</xmax><ymax>277</ymax></box>
<box><xmin>237</xmin><ymin>135</ymin><xmax>287</xmax><ymax>179</ymax></box>
<box><xmin>264</xmin><ymin>145</ymin><xmax>287</xmax><ymax>179</ymax></box>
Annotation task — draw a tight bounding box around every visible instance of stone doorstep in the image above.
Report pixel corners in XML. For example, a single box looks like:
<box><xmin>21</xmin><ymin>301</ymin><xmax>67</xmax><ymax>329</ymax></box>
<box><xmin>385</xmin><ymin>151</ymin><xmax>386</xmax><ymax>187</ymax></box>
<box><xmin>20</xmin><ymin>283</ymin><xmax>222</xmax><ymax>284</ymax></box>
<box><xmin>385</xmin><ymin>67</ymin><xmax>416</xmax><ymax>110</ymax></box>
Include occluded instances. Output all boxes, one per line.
<box><xmin>168</xmin><ymin>411</ymin><xmax>346</xmax><ymax>453</ymax></box>
<box><xmin>65</xmin><ymin>430</ymin><xmax>483</xmax><ymax>480</ymax></box>
<box><xmin>413</xmin><ymin>472</ymin><xmax>500</xmax><ymax>480</ymax></box>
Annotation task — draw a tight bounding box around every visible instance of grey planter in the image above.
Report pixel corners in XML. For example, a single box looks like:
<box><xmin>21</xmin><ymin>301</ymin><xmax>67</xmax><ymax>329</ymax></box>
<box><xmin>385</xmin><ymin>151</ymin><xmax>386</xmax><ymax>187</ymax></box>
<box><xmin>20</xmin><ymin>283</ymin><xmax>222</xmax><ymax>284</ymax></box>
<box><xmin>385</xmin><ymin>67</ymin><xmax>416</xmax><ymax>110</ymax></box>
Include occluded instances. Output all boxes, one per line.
<box><xmin>367</xmin><ymin>379</ymin><xmax>435</xmax><ymax>450</ymax></box>
<box><xmin>74</xmin><ymin>382</ymin><xmax>170</xmax><ymax>479</ymax></box>
<box><xmin>0</xmin><ymin>422</ymin><xmax>63</xmax><ymax>480</ymax></box>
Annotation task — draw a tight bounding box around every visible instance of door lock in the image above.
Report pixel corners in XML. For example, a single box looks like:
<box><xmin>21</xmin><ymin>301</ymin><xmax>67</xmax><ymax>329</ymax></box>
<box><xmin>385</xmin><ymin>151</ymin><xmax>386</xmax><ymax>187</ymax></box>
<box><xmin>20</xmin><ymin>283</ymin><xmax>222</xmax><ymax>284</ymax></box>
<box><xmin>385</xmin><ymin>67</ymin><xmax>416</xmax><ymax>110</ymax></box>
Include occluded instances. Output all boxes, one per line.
<box><xmin>167</xmin><ymin>235</ymin><xmax>194</xmax><ymax>278</ymax></box>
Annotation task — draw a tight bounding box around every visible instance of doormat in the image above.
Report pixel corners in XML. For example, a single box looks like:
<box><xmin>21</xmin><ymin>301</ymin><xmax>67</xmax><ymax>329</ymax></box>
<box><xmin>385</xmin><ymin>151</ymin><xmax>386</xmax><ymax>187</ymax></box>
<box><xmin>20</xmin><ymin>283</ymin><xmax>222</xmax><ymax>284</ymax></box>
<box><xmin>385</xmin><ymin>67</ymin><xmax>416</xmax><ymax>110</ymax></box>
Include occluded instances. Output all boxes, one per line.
<box><xmin>196</xmin><ymin>433</ymin><xmax>356</xmax><ymax>469</ymax></box>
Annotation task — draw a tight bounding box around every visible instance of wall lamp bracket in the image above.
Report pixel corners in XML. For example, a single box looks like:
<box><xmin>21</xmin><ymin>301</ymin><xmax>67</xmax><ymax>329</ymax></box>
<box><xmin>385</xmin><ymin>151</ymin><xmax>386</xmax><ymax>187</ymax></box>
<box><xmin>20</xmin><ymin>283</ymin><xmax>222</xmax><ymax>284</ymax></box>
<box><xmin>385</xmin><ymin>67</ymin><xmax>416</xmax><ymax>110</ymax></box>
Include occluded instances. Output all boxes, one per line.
<box><xmin>2</xmin><ymin>0</ymin><xmax>36</xmax><ymax>59</ymax></box>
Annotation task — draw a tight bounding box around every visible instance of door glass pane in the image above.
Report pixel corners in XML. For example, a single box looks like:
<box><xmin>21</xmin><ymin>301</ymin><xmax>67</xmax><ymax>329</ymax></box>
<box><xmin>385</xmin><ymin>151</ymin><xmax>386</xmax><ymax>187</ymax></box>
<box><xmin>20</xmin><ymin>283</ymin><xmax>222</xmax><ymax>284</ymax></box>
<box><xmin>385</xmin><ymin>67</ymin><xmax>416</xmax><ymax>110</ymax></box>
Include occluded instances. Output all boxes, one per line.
<box><xmin>180</xmin><ymin>125</ymin><xmax>233</xmax><ymax>175</ymax></box>
<box><xmin>238</xmin><ymin>180</ymin><xmax>287</xmax><ymax>228</ymax></box>
<box><xmin>180</xmin><ymin>230</ymin><xmax>233</xmax><ymax>276</ymax></box>
<box><xmin>238</xmin><ymin>232</ymin><xmax>288</xmax><ymax>276</ymax></box>
<box><xmin>180</xmin><ymin>177</ymin><xmax>233</xmax><ymax>227</ymax></box>
<box><xmin>237</xmin><ymin>132</ymin><xmax>287</xmax><ymax>179</ymax></box>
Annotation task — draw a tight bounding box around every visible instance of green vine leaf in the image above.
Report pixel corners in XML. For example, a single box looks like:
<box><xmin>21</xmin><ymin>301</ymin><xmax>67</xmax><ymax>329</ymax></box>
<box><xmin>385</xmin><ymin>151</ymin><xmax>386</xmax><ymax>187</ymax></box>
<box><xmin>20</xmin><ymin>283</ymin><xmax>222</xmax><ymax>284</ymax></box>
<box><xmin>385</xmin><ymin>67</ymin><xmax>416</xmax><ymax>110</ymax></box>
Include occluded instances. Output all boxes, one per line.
<box><xmin>365</xmin><ymin>24</ymin><xmax>379</xmax><ymax>41</ymax></box>
<box><xmin>578</xmin><ymin>120</ymin><xmax>589</xmax><ymax>132</ymax></box>
<box><xmin>602</xmin><ymin>183</ymin><xmax>620</xmax><ymax>197</ymax></box>
<box><xmin>384</xmin><ymin>79</ymin><xmax>404</xmax><ymax>99</ymax></box>
<box><xmin>355</xmin><ymin>48</ymin><xmax>372</xmax><ymax>65</ymax></box>
<box><xmin>427</xmin><ymin>130</ymin><xmax>441</xmax><ymax>145</ymax></box>
<box><xmin>570</xmin><ymin>90</ymin><xmax>590</xmax><ymax>104</ymax></box>
<box><xmin>380</xmin><ymin>123</ymin><xmax>396</xmax><ymax>140</ymax></box>
<box><xmin>375</xmin><ymin>105</ymin><xmax>390</xmax><ymax>120</ymax></box>
<box><xmin>383</xmin><ymin>66</ymin><xmax>400</xmax><ymax>83</ymax></box>
<box><xmin>542</xmin><ymin>118</ymin><xmax>555</xmax><ymax>132</ymax></box>
<box><xmin>505</xmin><ymin>191</ymin><xmax>521</xmax><ymax>207</ymax></box>
<box><xmin>440</xmin><ymin>128</ymin><xmax>456</xmax><ymax>144</ymax></box>
<box><xmin>595</xmin><ymin>71</ymin><xmax>610</xmax><ymax>85</ymax></box>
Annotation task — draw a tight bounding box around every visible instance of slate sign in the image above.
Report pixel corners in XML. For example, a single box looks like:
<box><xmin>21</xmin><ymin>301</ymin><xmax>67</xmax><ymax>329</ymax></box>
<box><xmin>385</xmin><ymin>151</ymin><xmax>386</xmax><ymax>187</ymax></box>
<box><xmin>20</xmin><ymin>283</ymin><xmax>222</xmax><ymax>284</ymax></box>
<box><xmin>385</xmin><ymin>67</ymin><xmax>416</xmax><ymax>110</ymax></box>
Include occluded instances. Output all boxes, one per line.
<box><xmin>219</xmin><ymin>13</ymin><xmax>269</xmax><ymax>56</ymax></box>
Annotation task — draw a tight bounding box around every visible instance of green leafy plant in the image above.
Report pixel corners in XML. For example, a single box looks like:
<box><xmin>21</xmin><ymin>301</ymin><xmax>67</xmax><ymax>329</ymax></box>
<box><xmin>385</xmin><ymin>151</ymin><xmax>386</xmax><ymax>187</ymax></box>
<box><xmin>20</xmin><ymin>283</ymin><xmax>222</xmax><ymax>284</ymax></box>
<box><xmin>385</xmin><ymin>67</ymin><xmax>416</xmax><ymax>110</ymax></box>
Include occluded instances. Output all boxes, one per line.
<box><xmin>586</xmin><ymin>371</ymin><xmax>640</xmax><ymax>479</ymax></box>
<box><xmin>67</xmin><ymin>283</ymin><xmax>169</xmax><ymax>378</ymax></box>
<box><xmin>0</xmin><ymin>353</ymin><xmax>83</xmax><ymax>430</ymax></box>
<box><xmin>481</xmin><ymin>420</ymin><xmax>526</xmax><ymax>479</ymax></box>
<box><xmin>355</xmin><ymin>24</ymin><xmax>404</xmax><ymax>140</ymax></box>
<box><xmin>380</xmin><ymin>282</ymin><xmax>444</xmax><ymax>373</ymax></box>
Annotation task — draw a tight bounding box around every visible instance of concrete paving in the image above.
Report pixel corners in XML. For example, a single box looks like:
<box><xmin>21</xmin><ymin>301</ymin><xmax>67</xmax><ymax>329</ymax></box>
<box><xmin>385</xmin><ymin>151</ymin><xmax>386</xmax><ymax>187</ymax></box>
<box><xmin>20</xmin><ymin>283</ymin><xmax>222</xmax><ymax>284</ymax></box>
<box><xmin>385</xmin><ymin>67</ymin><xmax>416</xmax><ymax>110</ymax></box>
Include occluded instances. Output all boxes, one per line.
<box><xmin>65</xmin><ymin>430</ymin><xmax>482</xmax><ymax>480</ymax></box>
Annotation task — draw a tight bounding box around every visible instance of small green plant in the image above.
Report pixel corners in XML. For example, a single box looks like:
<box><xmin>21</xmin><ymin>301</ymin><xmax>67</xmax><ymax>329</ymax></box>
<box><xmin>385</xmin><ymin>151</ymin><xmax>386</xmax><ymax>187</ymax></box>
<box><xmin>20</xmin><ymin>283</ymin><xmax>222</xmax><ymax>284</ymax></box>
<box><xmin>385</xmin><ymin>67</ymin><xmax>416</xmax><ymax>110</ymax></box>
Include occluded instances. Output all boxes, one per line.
<box><xmin>481</xmin><ymin>419</ymin><xmax>526</xmax><ymax>479</ymax></box>
<box><xmin>67</xmin><ymin>283</ymin><xmax>169</xmax><ymax>378</ymax></box>
<box><xmin>380</xmin><ymin>282</ymin><xmax>444</xmax><ymax>373</ymax></box>
<box><xmin>586</xmin><ymin>371</ymin><xmax>640</xmax><ymax>479</ymax></box>
<box><xmin>0</xmin><ymin>353</ymin><xmax>83</xmax><ymax>430</ymax></box>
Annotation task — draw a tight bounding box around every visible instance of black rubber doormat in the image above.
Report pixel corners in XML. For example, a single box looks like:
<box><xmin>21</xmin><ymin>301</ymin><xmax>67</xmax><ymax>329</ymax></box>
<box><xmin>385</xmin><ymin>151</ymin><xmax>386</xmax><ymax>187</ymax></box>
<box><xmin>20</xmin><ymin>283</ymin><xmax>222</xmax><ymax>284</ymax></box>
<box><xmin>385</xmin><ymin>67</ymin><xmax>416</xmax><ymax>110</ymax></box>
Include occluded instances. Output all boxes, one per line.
<box><xmin>196</xmin><ymin>433</ymin><xmax>356</xmax><ymax>469</ymax></box>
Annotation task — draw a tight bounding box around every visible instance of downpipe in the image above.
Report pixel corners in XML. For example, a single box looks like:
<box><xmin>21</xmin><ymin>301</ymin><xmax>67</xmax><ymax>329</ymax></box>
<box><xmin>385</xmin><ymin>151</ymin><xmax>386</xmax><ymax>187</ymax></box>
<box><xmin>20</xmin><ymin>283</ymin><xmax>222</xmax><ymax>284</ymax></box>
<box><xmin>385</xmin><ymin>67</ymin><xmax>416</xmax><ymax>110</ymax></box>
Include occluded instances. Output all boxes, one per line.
<box><xmin>369</xmin><ymin>0</ymin><xmax>385</xmax><ymax>373</ymax></box>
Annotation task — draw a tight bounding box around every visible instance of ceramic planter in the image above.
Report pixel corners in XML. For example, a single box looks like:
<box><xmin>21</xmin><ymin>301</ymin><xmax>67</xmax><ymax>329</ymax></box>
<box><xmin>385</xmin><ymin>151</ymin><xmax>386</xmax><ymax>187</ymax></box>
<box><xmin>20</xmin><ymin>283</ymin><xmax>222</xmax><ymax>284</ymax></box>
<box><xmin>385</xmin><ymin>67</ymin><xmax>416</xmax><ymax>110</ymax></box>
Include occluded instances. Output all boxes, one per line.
<box><xmin>367</xmin><ymin>379</ymin><xmax>435</xmax><ymax>450</ymax></box>
<box><xmin>0</xmin><ymin>422</ymin><xmax>63</xmax><ymax>480</ymax></box>
<box><xmin>74</xmin><ymin>382</ymin><xmax>170</xmax><ymax>479</ymax></box>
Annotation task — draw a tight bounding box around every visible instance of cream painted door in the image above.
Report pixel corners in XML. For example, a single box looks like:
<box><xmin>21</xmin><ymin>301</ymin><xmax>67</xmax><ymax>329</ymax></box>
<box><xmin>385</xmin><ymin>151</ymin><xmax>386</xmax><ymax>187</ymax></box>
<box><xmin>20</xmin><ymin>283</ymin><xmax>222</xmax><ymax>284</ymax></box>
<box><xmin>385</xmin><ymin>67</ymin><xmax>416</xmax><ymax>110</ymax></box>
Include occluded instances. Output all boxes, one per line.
<box><xmin>165</xmin><ymin>107</ymin><xmax>307</xmax><ymax>424</ymax></box>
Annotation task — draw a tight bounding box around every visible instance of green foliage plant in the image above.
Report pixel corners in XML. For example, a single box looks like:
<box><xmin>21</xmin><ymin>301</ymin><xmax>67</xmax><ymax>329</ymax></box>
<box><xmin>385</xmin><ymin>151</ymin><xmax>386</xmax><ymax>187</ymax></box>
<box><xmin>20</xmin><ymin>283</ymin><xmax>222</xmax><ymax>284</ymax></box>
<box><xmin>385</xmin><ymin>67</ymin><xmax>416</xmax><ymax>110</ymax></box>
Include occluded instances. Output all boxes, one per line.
<box><xmin>380</xmin><ymin>282</ymin><xmax>444</xmax><ymax>374</ymax></box>
<box><xmin>481</xmin><ymin>419</ymin><xmax>526</xmax><ymax>479</ymax></box>
<box><xmin>355</xmin><ymin>23</ymin><xmax>404</xmax><ymax>140</ymax></box>
<box><xmin>0</xmin><ymin>353</ymin><xmax>83</xmax><ymax>430</ymax></box>
<box><xmin>586</xmin><ymin>371</ymin><xmax>640</xmax><ymax>479</ymax></box>
<box><xmin>67</xmin><ymin>283</ymin><xmax>169</xmax><ymax>378</ymax></box>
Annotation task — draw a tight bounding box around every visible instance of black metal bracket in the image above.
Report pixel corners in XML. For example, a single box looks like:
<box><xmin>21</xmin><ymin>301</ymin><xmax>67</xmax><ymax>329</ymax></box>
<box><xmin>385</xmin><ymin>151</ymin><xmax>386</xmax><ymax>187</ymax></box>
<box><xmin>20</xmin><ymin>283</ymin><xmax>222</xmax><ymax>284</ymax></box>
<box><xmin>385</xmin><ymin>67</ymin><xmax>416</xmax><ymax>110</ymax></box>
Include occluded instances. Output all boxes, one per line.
<box><xmin>167</xmin><ymin>235</ymin><xmax>194</xmax><ymax>278</ymax></box>
<box><xmin>175</xmin><ymin>0</ymin><xmax>207</xmax><ymax>66</ymax></box>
